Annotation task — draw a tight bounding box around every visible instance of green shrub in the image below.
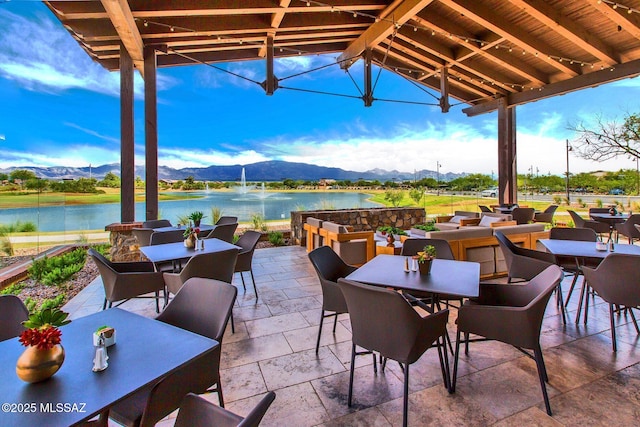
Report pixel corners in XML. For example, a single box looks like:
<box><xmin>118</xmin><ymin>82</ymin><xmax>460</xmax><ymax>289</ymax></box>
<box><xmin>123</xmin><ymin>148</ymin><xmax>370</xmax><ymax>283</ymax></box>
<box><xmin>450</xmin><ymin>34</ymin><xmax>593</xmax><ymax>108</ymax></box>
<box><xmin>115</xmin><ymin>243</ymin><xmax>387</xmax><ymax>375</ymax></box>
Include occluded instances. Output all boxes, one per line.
<box><xmin>232</xmin><ymin>234</ymin><xmax>240</xmax><ymax>244</ymax></box>
<box><xmin>553</xmin><ymin>196</ymin><xmax>562</xmax><ymax>205</ymax></box>
<box><xmin>0</xmin><ymin>282</ymin><xmax>24</xmax><ymax>295</ymax></box>
<box><xmin>210</xmin><ymin>207</ymin><xmax>222</xmax><ymax>224</ymax></box>
<box><xmin>595</xmin><ymin>199</ymin><xmax>603</xmax><ymax>208</ymax></box>
<box><xmin>38</xmin><ymin>294</ymin><xmax>66</xmax><ymax>312</ymax></box>
<box><xmin>268</xmin><ymin>231</ymin><xmax>285</xmax><ymax>246</ymax></box>
<box><xmin>251</xmin><ymin>213</ymin><xmax>268</xmax><ymax>232</ymax></box>
<box><xmin>414</xmin><ymin>222</ymin><xmax>439</xmax><ymax>232</ymax></box>
<box><xmin>28</xmin><ymin>248</ymin><xmax>87</xmax><ymax>286</ymax></box>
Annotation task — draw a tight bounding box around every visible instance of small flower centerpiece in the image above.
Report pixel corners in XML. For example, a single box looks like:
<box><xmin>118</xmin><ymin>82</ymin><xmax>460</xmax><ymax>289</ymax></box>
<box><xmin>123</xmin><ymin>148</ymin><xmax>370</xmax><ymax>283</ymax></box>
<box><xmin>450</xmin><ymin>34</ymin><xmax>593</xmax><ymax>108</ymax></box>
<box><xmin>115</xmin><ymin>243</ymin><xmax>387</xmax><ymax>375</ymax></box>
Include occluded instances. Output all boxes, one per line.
<box><xmin>16</xmin><ymin>307</ymin><xmax>70</xmax><ymax>383</ymax></box>
<box><xmin>183</xmin><ymin>223</ymin><xmax>200</xmax><ymax>249</ymax></box>
<box><xmin>188</xmin><ymin>211</ymin><xmax>206</xmax><ymax>227</ymax></box>
<box><xmin>415</xmin><ymin>245</ymin><xmax>436</xmax><ymax>274</ymax></box>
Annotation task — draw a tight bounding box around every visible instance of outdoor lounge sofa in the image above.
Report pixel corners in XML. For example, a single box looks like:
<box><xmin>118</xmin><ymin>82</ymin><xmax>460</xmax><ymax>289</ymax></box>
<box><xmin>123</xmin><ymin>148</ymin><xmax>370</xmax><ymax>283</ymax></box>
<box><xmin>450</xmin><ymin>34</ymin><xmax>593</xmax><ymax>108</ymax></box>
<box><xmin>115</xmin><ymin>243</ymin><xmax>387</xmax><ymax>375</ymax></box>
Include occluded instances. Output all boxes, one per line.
<box><xmin>318</xmin><ymin>221</ymin><xmax>375</xmax><ymax>266</ymax></box>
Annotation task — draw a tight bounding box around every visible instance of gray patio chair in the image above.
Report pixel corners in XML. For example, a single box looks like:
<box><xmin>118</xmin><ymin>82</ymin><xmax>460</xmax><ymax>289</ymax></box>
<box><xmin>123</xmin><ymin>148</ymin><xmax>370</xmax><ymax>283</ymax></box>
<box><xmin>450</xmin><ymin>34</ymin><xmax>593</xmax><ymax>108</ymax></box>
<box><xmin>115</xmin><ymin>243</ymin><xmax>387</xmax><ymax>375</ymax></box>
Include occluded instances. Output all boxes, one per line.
<box><xmin>615</xmin><ymin>214</ymin><xmax>640</xmax><ymax>244</ymax></box>
<box><xmin>216</xmin><ymin>216</ymin><xmax>238</xmax><ymax>225</ymax></box>
<box><xmin>132</xmin><ymin>227</ymin><xmax>154</xmax><ymax>247</ymax></box>
<box><xmin>149</xmin><ymin>229</ymin><xmax>185</xmax><ymax>246</ymax></box>
<box><xmin>175</xmin><ymin>391</ymin><xmax>275</xmax><ymax>427</ymax></box>
<box><xmin>567</xmin><ymin>210</ymin><xmax>609</xmax><ymax>240</ymax></box>
<box><xmin>88</xmin><ymin>248</ymin><xmax>166</xmax><ymax>313</ymax></box>
<box><xmin>400</xmin><ymin>238</ymin><xmax>454</xmax><ymax>259</ymax></box>
<box><xmin>511</xmin><ymin>207</ymin><xmax>535</xmax><ymax>225</ymax></box>
<box><xmin>583</xmin><ymin>254</ymin><xmax>640</xmax><ymax>352</ymax></box>
<box><xmin>452</xmin><ymin>265</ymin><xmax>563</xmax><ymax>416</ymax></box>
<box><xmin>548</xmin><ymin>227</ymin><xmax>599</xmax><ymax>309</ymax></box>
<box><xmin>337</xmin><ymin>278</ymin><xmax>450</xmax><ymax>427</ymax></box>
<box><xmin>163</xmin><ymin>249</ymin><xmax>239</xmax><ymax>296</ymax></box>
<box><xmin>495</xmin><ymin>231</ymin><xmax>565</xmax><ymax>324</ymax></box>
<box><xmin>308</xmin><ymin>246</ymin><xmax>356</xmax><ymax>354</ymax></box>
<box><xmin>109</xmin><ymin>278</ymin><xmax>237</xmax><ymax>427</ymax></box>
<box><xmin>234</xmin><ymin>231</ymin><xmax>262</xmax><ymax>299</ymax></box>
<box><xmin>0</xmin><ymin>295</ymin><xmax>29</xmax><ymax>342</ymax></box>
<box><xmin>205</xmin><ymin>222</ymin><xmax>238</xmax><ymax>243</ymax></box>
<box><xmin>142</xmin><ymin>219</ymin><xmax>172</xmax><ymax>229</ymax></box>
<box><xmin>534</xmin><ymin>205</ymin><xmax>558</xmax><ymax>223</ymax></box>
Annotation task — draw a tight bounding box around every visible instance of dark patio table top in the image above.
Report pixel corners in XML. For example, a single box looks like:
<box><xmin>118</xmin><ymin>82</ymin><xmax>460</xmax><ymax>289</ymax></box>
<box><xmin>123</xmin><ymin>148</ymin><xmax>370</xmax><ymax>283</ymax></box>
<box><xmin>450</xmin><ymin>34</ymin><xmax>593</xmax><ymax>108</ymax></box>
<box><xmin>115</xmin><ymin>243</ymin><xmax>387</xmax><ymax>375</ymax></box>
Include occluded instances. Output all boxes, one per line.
<box><xmin>345</xmin><ymin>254</ymin><xmax>480</xmax><ymax>298</ymax></box>
<box><xmin>140</xmin><ymin>238</ymin><xmax>239</xmax><ymax>265</ymax></box>
<box><xmin>539</xmin><ymin>239</ymin><xmax>640</xmax><ymax>258</ymax></box>
<box><xmin>0</xmin><ymin>308</ymin><xmax>218</xmax><ymax>426</ymax></box>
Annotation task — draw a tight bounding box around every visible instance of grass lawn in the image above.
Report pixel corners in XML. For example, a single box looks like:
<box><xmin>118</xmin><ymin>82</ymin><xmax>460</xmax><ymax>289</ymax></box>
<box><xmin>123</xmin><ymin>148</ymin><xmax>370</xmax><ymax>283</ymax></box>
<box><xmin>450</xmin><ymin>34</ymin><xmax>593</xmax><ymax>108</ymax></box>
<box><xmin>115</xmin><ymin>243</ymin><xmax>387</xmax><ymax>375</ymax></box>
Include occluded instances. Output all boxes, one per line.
<box><xmin>0</xmin><ymin>188</ymin><xmax>198</xmax><ymax>208</ymax></box>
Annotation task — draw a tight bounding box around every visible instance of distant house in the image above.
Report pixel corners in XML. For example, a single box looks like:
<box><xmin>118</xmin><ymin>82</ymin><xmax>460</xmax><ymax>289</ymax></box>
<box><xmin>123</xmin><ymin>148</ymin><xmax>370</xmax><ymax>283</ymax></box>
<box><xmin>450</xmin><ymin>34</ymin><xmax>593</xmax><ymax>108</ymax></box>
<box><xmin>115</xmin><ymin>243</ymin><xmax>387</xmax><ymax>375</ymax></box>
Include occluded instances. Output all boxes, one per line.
<box><xmin>319</xmin><ymin>178</ymin><xmax>336</xmax><ymax>189</ymax></box>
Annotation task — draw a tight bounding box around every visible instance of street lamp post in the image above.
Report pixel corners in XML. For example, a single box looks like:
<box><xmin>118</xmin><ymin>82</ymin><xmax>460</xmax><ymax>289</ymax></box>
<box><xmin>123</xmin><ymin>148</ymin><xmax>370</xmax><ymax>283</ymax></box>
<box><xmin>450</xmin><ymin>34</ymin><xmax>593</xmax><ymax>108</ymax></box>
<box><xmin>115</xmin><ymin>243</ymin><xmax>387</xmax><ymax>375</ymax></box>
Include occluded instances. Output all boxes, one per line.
<box><xmin>565</xmin><ymin>139</ymin><xmax>572</xmax><ymax>204</ymax></box>
<box><xmin>436</xmin><ymin>161</ymin><xmax>441</xmax><ymax>196</ymax></box>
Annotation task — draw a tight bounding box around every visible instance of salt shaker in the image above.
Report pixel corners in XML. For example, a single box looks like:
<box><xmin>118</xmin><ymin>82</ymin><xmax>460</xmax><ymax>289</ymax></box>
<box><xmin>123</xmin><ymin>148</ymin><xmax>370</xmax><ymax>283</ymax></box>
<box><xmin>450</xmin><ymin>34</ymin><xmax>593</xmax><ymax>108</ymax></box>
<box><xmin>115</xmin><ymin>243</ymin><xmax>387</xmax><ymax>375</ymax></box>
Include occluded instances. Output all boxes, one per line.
<box><xmin>404</xmin><ymin>257</ymin><xmax>410</xmax><ymax>272</ymax></box>
<box><xmin>609</xmin><ymin>239</ymin><xmax>615</xmax><ymax>252</ymax></box>
<box><xmin>411</xmin><ymin>258</ymin><xmax>418</xmax><ymax>272</ymax></box>
<box><xmin>92</xmin><ymin>334</ymin><xmax>109</xmax><ymax>372</ymax></box>
<box><xmin>200</xmin><ymin>239</ymin><xmax>205</xmax><ymax>250</ymax></box>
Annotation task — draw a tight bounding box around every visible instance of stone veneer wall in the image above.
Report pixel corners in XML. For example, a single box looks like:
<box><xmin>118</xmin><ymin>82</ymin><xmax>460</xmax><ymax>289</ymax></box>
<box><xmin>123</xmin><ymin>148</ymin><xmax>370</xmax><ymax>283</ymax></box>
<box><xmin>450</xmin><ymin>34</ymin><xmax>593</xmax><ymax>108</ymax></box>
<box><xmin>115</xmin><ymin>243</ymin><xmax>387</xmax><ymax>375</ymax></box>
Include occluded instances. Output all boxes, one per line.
<box><xmin>290</xmin><ymin>207</ymin><xmax>426</xmax><ymax>246</ymax></box>
<box><xmin>105</xmin><ymin>222</ymin><xmax>144</xmax><ymax>262</ymax></box>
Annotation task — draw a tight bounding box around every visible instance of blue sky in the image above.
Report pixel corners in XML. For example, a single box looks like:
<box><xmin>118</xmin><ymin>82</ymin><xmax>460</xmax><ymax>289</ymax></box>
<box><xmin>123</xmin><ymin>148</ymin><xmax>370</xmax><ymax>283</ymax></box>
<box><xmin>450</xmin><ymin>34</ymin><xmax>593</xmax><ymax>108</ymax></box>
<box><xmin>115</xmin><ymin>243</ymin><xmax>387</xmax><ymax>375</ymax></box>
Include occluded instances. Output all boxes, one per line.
<box><xmin>1</xmin><ymin>1</ymin><xmax>639</xmax><ymax>177</ymax></box>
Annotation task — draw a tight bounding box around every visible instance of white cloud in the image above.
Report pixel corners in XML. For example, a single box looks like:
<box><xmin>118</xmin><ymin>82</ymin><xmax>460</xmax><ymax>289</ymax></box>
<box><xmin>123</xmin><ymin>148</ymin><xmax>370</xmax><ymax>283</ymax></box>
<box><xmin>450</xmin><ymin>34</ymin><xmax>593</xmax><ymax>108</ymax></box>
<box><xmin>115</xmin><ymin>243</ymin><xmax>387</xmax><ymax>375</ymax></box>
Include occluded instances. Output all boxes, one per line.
<box><xmin>0</xmin><ymin>8</ymin><xmax>175</xmax><ymax>97</ymax></box>
<box><xmin>158</xmin><ymin>147</ymin><xmax>269</xmax><ymax>169</ymax></box>
<box><xmin>0</xmin><ymin>145</ymin><xmax>119</xmax><ymax>169</ymax></box>
<box><xmin>64</xmin><ymin>123</ymin><xmax>119</xmax><ymax>144</ymax></box>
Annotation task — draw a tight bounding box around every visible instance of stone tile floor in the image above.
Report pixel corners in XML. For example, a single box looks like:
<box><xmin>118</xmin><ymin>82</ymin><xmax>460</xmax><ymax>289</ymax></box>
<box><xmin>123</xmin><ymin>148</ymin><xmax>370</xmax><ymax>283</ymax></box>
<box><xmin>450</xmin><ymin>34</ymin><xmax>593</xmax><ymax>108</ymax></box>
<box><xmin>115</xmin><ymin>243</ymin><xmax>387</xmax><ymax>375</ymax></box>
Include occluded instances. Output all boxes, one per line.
<box><xmin>63</xmin><ymin>246</ymin><xmax>640</xmax><ymax>426</ymax></box>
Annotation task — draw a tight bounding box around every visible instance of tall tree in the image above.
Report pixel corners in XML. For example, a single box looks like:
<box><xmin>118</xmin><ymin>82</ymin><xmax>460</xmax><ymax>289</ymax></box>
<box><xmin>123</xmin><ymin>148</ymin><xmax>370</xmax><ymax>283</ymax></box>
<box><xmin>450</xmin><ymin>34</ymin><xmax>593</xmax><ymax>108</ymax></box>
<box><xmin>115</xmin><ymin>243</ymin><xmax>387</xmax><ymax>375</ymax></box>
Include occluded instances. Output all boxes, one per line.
<box><xmin>569</xmin><ymin>112</ymin><xmax>640</xmax><ymax>161</ymax></box>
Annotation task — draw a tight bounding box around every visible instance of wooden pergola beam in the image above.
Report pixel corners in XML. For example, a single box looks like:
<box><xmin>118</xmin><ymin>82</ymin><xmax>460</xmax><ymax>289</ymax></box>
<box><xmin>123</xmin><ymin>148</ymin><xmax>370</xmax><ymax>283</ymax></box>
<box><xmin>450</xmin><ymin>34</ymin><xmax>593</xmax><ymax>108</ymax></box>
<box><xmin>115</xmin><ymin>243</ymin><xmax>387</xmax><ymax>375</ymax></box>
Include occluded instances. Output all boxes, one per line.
<box><xmin>463</xmin><ymin>57</ymin><xmax>640</xmax><ymax>116</ymax></box>
<box><xmin>589</xmin><ymin>0</ymin><xmax>640</xmax><ymax>41</ymax></box>
<box><xmin>100</xmin><ymin>0</ymin><xmax>145</xmax><ymax>76</ymax></box>
<box><xmin>337</xmin><ymin>0</ymin><xmax>435</xmax><ymax>67</ymax></box>
<box><xmin>440</xmin><ymin>0</ymin><xmax>581</xmax><ymax>77</ymax></box>
<box><xmin>412</xmin><ymin>15</ymin><xmax>549</xmax><ymax>85</ymax></box>
<box><xmin>508</xmin><ymin>0</ymin><xmax>619</xmax><ymax>66</ymax></box>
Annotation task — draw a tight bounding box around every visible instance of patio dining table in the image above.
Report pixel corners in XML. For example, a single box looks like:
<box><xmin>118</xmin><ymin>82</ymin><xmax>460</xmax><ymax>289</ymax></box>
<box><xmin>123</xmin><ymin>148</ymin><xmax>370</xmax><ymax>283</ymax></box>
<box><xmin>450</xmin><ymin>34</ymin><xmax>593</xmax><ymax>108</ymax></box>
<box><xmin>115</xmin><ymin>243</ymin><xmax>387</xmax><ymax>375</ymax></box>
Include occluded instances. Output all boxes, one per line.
<box><xmin>153</xmin><ymin>224</ymin><xmax>215</xmax><ymax>236</ymax></box>
<box><xmin>140</xmin><ymin>238</ymin><xmax>240</xmax><ymax>272</ymax></box>
<box><xmin>0</xmin><ymin>308</ymin><xmax>218</xmax><ymax>426</ymax></box>
<box><xmin>539</xmin><ymin>238</ymin><xmax>640</xmax><ymax>324</ymax></box>
<box><xmin>589</xmin><ymin>213</ymin><xmax>629</xmax><ymax>241</ymax></box>
<box><xmin>345</xmin><ymin>254</ymin><xmax>480</xmax><ymax>299</ymax></box>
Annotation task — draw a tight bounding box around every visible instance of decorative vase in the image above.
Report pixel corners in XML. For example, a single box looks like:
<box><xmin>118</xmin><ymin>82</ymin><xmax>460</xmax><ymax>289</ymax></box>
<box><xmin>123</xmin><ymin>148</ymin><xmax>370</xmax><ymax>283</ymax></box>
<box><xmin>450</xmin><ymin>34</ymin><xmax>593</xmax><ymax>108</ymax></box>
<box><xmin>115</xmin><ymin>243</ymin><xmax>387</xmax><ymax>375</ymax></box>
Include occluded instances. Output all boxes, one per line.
<box><xmin>16</xmin><ymin>344</ymin><xmax>65</xmax><ymax>383</ymax></box>
<box><xmin>184</xmin><ymin>233</ymin><xmax>196</xmax><ymax>249</ymax></box>
<box><xmin>386</xmin><ymin>234</ymin><xmax>395</xmax><ymax>247</ymax></box>
<box><xmin>193</xmin><ymin>219</ymin><xmax>201</xmax><ymax>227</ymax></box>
<box><xmin>418</xmin><ymin>259</ymin><xmax>432</xmax><ymax>275</ymax></box>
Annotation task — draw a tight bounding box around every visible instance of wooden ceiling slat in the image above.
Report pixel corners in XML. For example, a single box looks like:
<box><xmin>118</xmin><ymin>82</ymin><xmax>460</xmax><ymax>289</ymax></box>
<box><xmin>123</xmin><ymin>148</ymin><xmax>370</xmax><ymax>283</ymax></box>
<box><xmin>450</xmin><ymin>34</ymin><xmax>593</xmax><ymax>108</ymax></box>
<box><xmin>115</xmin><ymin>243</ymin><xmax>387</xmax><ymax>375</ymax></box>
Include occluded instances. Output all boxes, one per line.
<box><xmin>99</xmin><ymin>0</ymin><xmax>145</xmax><ymax>75</ymax></box>
<box><xmin>42</xmin><ymin>0</ymin><xmax>640</xmax><ymax>111</ymax></box>
<box><xmin>440</xmin><ymin>0</ymin><xmax>581</xmax><ymax>77</ymax></box>
<box><xmin>412</xmin><ymin>14</ymin><xmax>549</xmax><ymax>85</ymax></box>
<box><xmin>508</xmin><ymin>0</ymin><xmax>619</xmax><ymax>65</ymax></box>
<box><xmin>337</xmin><ymin>0</ymin><xmax>436</xmax><ymax>65</ymax></box>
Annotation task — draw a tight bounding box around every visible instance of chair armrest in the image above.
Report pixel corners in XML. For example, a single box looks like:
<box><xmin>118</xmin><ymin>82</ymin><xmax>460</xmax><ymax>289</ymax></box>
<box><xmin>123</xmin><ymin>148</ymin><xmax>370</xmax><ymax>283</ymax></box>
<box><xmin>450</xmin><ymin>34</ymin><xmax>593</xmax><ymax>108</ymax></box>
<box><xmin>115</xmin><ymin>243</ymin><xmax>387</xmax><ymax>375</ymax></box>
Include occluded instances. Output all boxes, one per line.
<box><xmin>490</xmin><ymin>220</ymin><xmax>517</xmax><ymax>228</ymax></box>
<box><xmin>112</xmin><ymin>261</ymin><xmax>156</xmax><ymax>273</ymax></box>
<box><xmin>459</xmin><ymin>218</ymin><xmax>480</xmax><ymax>226</ymax></box>
<box><xmin>436</xmin><ymin>215</ymin><xmax>454</xmax><ymax>223</ymax></box>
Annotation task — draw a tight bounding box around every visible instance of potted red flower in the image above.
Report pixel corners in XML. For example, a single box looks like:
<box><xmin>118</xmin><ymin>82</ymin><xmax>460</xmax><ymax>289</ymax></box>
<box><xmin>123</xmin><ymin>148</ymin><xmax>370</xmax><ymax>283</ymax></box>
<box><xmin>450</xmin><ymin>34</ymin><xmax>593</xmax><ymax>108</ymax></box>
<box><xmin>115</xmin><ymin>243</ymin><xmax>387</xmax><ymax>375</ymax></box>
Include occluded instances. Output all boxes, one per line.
<box><xmin>16</xmin><ymin>307</ymin><xmax>70</xmax><ymax>383</ymax></box>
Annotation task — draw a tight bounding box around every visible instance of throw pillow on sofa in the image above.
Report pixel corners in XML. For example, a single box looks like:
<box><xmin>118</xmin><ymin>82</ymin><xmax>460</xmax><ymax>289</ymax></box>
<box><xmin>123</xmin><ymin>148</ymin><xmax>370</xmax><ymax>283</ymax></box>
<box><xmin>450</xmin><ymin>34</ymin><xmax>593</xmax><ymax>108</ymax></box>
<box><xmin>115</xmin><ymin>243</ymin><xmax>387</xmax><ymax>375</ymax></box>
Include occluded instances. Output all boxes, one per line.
<box><xmin>479</xmin><ymin>215</ymin><xmax>504</xmax><ymax>227</ymax></box>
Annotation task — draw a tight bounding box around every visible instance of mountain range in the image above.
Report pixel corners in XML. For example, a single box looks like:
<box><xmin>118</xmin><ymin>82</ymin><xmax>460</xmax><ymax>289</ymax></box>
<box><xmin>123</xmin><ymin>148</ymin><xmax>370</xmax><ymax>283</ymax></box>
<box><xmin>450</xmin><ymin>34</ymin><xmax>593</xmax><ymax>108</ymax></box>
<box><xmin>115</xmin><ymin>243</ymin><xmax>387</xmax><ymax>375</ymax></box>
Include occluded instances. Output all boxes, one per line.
<box><xmin>1</xmin><ymin>161</ymin><xmax>464</xmax><ymax>182</ymax></box>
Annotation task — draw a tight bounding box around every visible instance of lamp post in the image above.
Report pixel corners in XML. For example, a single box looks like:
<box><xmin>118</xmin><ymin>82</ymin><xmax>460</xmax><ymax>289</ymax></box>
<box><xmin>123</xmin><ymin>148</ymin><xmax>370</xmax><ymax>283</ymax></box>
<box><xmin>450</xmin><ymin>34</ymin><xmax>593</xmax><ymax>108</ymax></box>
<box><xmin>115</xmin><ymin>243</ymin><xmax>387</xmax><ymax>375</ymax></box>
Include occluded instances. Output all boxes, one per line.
<box><xmin>436</xmin><ymin>161</ymin><xmax>441</xmax><ymax>196</ymax></box>
<box><xmin>565</xmin><ymin>139</ymin><xmax>572</xmax><ymax>204</ymax></box>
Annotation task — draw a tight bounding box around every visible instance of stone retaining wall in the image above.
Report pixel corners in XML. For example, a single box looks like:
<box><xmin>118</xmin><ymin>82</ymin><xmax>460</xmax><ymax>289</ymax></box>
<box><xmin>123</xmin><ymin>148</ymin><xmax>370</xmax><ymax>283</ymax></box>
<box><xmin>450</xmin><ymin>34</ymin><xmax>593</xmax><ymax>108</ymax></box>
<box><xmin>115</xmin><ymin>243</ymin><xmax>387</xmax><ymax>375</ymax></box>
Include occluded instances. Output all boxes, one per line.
<box><xmin>290</xmin><ymin>207</ymin><xmax>426</xmax><ymax>246</ymax></box>
<box><xmin>105</xmin><ymin>222</ymin><xmax>143</xmax><ymax>262</ymax></box>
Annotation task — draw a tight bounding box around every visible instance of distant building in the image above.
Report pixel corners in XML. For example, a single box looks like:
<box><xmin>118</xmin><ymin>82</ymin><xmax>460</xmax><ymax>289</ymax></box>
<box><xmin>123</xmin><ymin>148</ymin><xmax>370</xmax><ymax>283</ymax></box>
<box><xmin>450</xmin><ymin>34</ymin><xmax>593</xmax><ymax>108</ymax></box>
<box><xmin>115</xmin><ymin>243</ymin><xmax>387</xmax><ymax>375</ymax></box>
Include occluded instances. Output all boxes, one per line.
<box><xmin>318</xmin><ymin>178</ymin><xmax>336</xmax><ymax>189</ymax></box>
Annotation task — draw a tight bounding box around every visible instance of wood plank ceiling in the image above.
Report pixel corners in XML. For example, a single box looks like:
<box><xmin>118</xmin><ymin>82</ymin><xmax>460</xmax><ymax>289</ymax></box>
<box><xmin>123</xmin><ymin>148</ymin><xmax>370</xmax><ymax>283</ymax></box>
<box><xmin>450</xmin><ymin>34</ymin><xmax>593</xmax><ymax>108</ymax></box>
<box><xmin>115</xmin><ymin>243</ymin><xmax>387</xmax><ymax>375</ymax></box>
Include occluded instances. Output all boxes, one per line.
<box><xmin>44</xmin><ymin>0</ymin><xmax>640</xmax><ymax>116</ymax></box>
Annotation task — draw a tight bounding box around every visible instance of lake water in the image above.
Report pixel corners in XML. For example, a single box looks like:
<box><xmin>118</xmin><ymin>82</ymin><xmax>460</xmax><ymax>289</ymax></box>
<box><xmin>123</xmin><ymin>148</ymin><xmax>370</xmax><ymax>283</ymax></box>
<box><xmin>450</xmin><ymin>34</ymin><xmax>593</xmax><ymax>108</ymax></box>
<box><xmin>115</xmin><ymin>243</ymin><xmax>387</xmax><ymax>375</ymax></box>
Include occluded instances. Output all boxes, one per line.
<box><xmin>0</xmin><ymin>191</ymin><xmax>380</xmax><ymax>232</ymax></box>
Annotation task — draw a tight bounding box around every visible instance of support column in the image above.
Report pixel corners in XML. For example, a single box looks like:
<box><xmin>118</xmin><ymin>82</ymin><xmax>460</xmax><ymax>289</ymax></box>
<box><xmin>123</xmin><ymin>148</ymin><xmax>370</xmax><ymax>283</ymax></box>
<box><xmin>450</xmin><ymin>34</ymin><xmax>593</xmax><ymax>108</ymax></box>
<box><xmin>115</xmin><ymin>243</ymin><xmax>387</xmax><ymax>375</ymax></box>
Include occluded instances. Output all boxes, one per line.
<box><xmin>144</xmin><ymin>46</ymin><xmax>159</xmax><ymax>221</ymax></box>
<box><xmin>497</xmin><ymin>98</ymin><xmax>517</xmax><ymax>205</ymax></box>
<box><xmin>439</xmin><ymin>67</ymin><xmax>450</xmax><ymax>113</ymax></box>
<box><xmin>363</xmin><ymin>49</ymin><xmax>373</xmax><ymax>107</ymax></box>
<box><xmin>265</xmin><ymin>33</ymin><xmax>276</xmax><ymax>95</ymax></box>
<box><xmin>120</xmin><ymin>44</ymin><xmax>135</xmax><ymax>223</ymax></box>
